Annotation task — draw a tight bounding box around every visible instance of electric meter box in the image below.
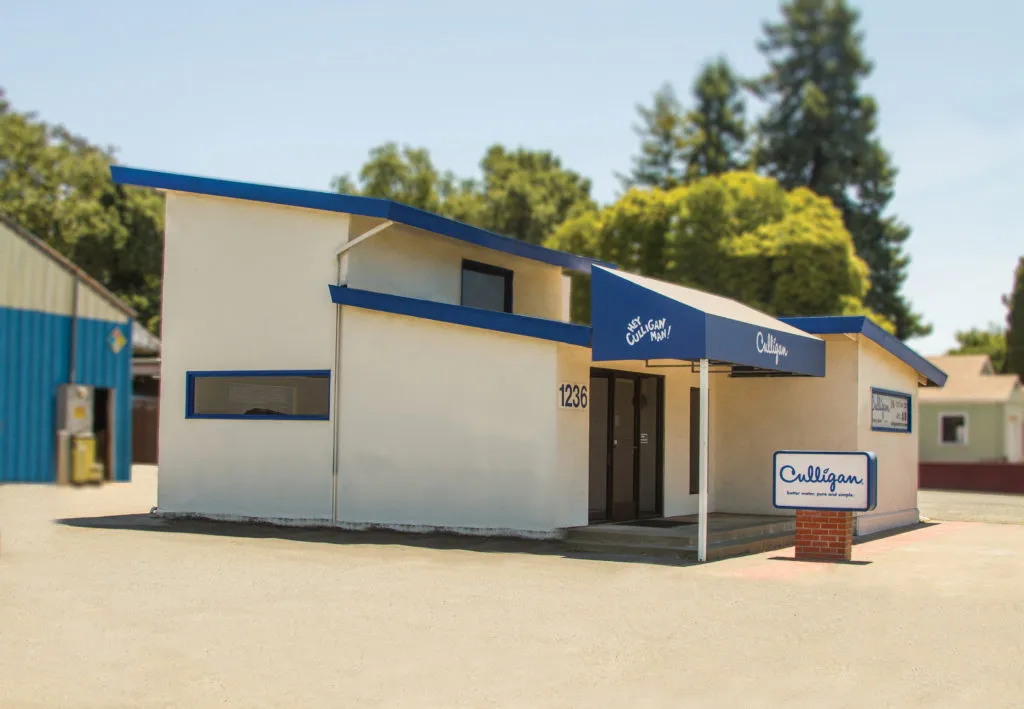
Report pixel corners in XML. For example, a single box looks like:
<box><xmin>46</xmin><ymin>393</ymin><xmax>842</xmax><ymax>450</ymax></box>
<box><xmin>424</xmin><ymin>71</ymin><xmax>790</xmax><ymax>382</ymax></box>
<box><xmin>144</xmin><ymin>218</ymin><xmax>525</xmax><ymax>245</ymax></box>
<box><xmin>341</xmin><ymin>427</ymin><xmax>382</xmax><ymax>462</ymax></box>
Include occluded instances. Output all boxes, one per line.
<box><xmin>57</xmin><ymin>384</ymin><xmax>94</xmax><ymax>436</ymax></box>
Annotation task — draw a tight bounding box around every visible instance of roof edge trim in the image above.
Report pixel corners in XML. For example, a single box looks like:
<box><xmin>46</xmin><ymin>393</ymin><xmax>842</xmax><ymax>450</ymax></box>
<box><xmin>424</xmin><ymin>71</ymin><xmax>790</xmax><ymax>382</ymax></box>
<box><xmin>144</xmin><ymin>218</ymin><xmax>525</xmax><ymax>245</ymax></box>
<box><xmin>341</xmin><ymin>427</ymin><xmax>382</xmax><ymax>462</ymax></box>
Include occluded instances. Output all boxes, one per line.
<box><xmin>780</xmin><ymin>315</ymin><xmax>948</xmax><ymax>387</ymax></box>
<box><xmin>111</xmin><ymin>165</ymin><xmax>614</xmax><ymax>275</ymax></box>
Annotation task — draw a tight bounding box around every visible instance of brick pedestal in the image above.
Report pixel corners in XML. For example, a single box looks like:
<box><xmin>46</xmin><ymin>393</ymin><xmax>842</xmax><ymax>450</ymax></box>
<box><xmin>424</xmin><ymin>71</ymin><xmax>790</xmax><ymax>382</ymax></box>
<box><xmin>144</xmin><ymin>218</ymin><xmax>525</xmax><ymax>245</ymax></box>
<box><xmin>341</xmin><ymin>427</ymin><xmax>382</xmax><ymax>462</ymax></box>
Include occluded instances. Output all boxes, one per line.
<box><xmin>795</xmin><ymin>509</ymin><xmax>853</xmax><ymax>562</ymax></box>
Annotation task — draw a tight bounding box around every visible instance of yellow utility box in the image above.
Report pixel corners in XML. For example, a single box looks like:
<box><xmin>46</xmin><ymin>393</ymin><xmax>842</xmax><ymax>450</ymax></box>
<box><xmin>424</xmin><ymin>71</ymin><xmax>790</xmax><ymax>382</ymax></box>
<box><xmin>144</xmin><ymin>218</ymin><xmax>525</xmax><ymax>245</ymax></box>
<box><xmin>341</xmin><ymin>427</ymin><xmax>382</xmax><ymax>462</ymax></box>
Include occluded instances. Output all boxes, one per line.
<box><xmin>89</xmin><ymin>462</ymin><xmax>105</xmax><ymax>483</ymax></box>
<box><xmin>71</xmin><ymin>434</ymin><xmax>97</xmax><ymax>484</ymax></box>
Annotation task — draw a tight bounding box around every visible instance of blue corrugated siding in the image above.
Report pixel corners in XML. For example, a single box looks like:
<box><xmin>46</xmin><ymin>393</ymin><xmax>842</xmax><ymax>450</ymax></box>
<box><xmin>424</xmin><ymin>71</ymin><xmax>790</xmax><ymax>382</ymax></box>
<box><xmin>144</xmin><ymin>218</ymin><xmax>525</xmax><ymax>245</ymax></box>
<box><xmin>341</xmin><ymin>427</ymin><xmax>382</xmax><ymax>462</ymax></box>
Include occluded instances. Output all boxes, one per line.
<box><xmin>0</xmin><ymin>306</ymin><xmax>133</xmax><ymax>483</ymax></box>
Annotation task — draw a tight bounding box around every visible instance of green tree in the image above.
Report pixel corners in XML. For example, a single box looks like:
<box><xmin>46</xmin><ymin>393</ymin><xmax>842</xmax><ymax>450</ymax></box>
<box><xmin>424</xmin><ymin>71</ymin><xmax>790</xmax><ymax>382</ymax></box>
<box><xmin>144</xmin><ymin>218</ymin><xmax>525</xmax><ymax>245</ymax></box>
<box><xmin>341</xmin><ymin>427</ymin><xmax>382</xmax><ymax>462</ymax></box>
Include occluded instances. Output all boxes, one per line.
<box><xmin>620</xmin><ymin>83</ymin><xmax>688</xmax><ymax>190</ymax></box>
<box><xmin>331</xmin><ymin>142</ymin><xmax>442</xmax><ymax>212</ymax></box>
<box><xmin>334</xmin><ymin>142</ymin><xmax>594</xmax><ymax>246</ymax></box>
<box><xmin>467</xmin><ymin>145</ymin><xmax>595</xmax><ymax>245</ymax></box>
<box><xmin>547</xmin><ymin>171</ymin><xmax>891</xmax><ymax>329</ymax></box>
<box><xmin>682</xmin><ymin>58</ymin><xmax>748</xmax><ymax>181</ymax></box>
<box><xmin>1004</xmin><ymin>257</ymin><xmax>1024</xmax><ymax>378</ymax></box>
<box><xmin>752</xmin><ymin>0</ymin><xmax>928</xmax><ymax>339</ymax></box>
<box><xmin>0</xmin><ymin>88</ymin><xmax>165</xmax><ymax>332</ymax></box>
<box><xmin>947</xmin><ymin>325</ymin><xmax>1008</xmax><ymax>374</ymax></box>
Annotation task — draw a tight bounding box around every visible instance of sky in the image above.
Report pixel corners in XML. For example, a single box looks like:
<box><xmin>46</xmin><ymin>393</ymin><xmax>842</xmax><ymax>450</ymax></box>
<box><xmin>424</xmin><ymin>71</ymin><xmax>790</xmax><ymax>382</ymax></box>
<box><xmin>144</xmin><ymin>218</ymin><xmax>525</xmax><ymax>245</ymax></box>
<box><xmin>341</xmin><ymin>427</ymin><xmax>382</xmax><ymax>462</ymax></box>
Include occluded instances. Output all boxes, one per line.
<box><xmin>3</xmin><ymin>0</ymin><xmax>1022</xmax><ymax>354</ymax></box>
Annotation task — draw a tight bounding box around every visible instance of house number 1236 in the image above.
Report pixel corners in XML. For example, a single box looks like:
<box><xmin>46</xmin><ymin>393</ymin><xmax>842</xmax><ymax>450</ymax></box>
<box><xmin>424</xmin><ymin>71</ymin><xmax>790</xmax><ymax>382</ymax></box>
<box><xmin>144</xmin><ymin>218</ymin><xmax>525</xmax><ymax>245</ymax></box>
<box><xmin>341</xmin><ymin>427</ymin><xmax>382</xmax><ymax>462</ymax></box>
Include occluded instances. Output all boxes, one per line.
<box><xmin>559</xmin><ymin>383</ymin><xmax>588</xmax><ymax>409</ymax></box>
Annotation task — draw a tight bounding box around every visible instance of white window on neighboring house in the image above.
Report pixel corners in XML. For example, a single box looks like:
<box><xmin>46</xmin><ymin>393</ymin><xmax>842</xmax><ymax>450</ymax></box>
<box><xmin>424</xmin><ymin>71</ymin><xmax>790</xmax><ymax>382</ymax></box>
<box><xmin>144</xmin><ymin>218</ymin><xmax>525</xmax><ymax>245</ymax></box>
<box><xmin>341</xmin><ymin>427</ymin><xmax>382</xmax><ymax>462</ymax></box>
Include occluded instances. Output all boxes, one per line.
<box><xmin>939</xmin><ymin>413</ymin><xmax>968</xmax><ymax>445</ymax></box>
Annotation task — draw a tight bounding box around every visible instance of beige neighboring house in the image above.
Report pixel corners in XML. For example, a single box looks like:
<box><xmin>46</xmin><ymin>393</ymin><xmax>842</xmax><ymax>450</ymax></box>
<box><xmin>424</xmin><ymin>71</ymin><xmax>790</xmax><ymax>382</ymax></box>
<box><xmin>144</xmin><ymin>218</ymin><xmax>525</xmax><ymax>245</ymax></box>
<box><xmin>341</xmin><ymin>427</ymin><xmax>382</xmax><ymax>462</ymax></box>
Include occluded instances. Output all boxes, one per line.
<box><xmin>919</xmin><ymin>355</ymin><xmax>1024</xmax><ymax>463</ymax></box>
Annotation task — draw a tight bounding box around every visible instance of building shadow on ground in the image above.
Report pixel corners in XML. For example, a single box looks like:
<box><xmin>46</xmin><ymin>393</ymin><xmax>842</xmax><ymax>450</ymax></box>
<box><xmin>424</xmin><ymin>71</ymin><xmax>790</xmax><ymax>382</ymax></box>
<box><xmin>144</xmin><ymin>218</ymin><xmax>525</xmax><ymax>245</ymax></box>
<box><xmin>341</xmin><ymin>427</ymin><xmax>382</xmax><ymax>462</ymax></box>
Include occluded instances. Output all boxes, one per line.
<box><xmin>54</xmin><ymin>513</ymin><xmax>700</xmax><ymax>568</ymax></box>
<box><xmin>58</xmin><ymin>513</ymin><xmax>938</xmax><ymax>568</ymax></box>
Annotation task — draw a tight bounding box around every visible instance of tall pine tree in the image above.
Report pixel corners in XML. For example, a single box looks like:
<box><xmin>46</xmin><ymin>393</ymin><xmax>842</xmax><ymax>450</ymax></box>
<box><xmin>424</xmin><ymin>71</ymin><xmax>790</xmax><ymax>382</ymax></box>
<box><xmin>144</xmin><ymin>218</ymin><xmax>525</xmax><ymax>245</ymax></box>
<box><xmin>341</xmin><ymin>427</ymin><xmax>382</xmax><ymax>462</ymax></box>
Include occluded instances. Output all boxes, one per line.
<box><xmin>1004</xmin><ymin>257</ymin><xmax>1024</xmax><ymax>379</ymax></box>
<box><xmin>621</xmin><ymin>83</ymin><xmax>687</xmax><ymax>190</ymax></box>
<box><xmin>752</xmin><ymin>0</ymin><xmax>929</xmax><ymax>339</ymax></box>
<box><xmin>683</xmin><ymin>58</ymin><xmax>748</xmax><ymax>180</ymax></box>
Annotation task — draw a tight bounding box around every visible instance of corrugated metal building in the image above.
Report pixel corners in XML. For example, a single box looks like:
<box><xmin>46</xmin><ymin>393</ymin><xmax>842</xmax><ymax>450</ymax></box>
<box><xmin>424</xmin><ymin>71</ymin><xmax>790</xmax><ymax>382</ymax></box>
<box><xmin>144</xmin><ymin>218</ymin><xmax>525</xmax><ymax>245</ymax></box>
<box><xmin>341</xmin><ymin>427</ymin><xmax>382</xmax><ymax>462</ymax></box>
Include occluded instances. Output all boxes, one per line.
<box><xmin>0</xmin><ymin>214</ymin><xmax>134</xmax><ymax>483</ymax></box>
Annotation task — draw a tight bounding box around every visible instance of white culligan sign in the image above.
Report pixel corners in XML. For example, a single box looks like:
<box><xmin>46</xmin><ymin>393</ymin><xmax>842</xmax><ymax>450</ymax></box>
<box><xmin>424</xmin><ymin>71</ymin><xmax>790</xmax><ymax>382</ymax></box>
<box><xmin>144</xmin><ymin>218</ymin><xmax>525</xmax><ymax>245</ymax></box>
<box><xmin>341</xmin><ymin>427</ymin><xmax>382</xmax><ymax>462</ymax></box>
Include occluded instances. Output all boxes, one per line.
<box><xmin>773</xmin><ymin>451</ymin><xmax>877</xmax><ymax>512</ymax></box>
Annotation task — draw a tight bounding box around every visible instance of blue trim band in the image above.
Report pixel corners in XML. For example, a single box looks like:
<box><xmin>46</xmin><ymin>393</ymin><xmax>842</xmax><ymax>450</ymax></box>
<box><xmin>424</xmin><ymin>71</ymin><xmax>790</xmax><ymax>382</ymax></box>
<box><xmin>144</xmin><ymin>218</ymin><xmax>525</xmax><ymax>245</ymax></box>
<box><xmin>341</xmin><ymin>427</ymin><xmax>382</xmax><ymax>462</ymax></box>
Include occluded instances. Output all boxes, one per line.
<box><xmin>329</xmin><ymin>285</ymin><xmax>592</xmax><ymax>348</ymax></box>
<box><xmin>110</xmin><ymin>166</ymin><xmax>613</xmax><ymax>275</ymax></box>
<box><xmin>780</xmin><ymin>316</ymin><xmax>947</xmax><ymax>387</ymax></box>
<box><xmin>185</xmin><ymin>369</ymin><xmax>331</xmax><ymax>420</ymax></box>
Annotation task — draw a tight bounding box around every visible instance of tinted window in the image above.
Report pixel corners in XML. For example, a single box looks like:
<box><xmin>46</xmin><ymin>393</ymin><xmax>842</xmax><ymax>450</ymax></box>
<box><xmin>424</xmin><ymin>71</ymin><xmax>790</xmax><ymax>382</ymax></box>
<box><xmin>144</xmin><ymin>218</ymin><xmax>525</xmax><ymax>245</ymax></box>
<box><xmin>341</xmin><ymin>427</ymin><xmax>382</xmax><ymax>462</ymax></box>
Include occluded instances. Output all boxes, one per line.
<box><xmin>461</xmin><ymin>260</ymin><xmax>512</xmax><ymax>313</ymax></box>
<box><xmin>941</xmin><ymin>414</ymin><xmax>966</xmax><ymax>444</ymax></box>
<box><xmin>188</xmin><ymin>372</ymin><xmax>330</xmax><ymax>419</ymax></box>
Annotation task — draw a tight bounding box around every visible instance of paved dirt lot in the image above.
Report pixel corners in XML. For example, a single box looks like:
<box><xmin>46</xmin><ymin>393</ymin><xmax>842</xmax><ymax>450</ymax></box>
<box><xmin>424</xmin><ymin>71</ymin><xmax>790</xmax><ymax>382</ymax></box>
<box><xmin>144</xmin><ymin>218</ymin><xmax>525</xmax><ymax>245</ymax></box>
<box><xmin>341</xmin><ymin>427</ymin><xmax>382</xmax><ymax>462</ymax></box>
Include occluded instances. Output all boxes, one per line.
<box><xmin>3</xmin><ymin>469</ymin><xmax>1024</xmax><ymax>709</ymax></box>
<box><xmin>919</xmin><ymin>488</ymin><xmax>1024</xmax><ymax>524</ymax></box>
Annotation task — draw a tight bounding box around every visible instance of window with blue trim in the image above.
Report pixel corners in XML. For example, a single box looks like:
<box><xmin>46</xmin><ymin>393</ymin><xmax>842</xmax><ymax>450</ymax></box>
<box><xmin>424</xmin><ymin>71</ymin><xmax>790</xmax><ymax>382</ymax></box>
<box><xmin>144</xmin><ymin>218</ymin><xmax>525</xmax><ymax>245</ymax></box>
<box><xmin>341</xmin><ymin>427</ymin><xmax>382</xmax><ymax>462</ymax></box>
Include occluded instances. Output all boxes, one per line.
<box><xmin>186</xmin><ymin>371</ymin><xmax>330</xmax><ymax>420</ymax></box>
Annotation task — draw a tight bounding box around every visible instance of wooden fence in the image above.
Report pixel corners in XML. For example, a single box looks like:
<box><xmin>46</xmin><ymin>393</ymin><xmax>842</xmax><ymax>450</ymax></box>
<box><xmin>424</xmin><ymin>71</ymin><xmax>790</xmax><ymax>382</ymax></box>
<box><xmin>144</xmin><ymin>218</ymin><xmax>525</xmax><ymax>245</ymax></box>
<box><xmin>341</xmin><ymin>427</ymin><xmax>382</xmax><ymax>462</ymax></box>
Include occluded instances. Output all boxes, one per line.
<box><xmin>919</xmin><ymin>462</ymin><xmax>1024</xmax><ymax>494</ymax></box>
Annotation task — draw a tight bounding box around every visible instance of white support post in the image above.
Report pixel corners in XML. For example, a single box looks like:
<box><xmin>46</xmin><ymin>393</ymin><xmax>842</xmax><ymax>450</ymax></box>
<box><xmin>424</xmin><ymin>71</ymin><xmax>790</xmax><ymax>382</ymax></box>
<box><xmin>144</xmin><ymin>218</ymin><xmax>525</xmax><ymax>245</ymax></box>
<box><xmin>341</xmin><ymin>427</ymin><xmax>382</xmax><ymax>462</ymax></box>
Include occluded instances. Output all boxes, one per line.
<box><xmin>698</xmin><ymin>358</ymin><xmax>710</xmax><ymax>562</ymax></box>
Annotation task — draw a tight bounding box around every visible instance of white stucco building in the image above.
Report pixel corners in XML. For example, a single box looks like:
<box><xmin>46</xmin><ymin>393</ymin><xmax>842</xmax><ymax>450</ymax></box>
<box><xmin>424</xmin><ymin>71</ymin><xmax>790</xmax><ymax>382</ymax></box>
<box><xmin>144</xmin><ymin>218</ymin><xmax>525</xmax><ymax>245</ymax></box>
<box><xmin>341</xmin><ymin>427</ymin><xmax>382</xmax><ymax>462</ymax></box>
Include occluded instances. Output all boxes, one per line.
<box><xmin>112</xmin><ymin>166</ymin><xmax>946</xmax><ymax>555</ymax></box>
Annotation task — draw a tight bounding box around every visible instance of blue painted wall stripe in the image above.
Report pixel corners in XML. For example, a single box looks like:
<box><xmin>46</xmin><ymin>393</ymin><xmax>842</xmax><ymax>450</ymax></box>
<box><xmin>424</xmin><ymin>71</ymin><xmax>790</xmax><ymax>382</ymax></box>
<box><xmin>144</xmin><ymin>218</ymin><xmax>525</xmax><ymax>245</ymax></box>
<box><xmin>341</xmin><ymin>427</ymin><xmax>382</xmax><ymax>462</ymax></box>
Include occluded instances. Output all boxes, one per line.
<box><xmin>0</xmin><ymin>306</ymin><xmax>132</xmax><ymax>483</ymax></box>
<box><xmin>328</xmin><ymin>285</ymin><xmax>593</xmax><ymax>348</ymax></box>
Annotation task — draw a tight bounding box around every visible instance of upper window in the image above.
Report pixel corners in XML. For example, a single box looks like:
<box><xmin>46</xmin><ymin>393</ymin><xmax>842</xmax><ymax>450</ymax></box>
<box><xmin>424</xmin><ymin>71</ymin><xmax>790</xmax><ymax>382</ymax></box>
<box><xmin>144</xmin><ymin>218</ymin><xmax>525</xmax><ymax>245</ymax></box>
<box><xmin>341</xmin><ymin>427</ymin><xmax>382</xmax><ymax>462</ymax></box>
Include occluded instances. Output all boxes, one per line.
<box><xmin>939</xmin><ymin>413</ymin><xmax>968</xmax><ymax>445</ymax></box>
<box><xmin>461</xmin><ymin>259</ymin><xmax>513</xmax><ymax>313</ymax></box>
<box><xmin>186</xmin><ymin>371</ymin><xmax>330</xmax><ymax>420</ymax></box>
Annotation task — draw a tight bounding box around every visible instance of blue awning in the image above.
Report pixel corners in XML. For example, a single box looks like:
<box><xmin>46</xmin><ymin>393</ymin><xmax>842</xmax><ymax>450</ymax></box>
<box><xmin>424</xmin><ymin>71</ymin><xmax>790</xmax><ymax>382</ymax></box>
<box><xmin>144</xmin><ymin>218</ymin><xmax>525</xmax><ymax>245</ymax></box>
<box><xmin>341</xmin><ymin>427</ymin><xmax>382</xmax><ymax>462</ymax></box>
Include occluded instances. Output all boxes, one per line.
<box><xmin>590</xmin><ymin>267</ymin><xmax>827</xmax><ymax>377</ymax></box>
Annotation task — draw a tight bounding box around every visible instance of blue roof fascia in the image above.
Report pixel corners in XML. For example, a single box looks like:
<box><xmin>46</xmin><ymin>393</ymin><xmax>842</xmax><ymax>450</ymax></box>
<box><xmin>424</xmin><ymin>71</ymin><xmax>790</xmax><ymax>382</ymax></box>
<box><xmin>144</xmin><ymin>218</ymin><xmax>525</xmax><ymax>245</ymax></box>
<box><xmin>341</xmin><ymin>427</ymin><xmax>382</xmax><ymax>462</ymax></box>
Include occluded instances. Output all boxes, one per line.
<box><xmin>780</xmin><ymin>315</ymin><xmax>947</xmax><ymax>387</ymax></box>
<box><xmin>110</xmin><ymin>166</ymin><xmax>613</xmax><ymax>274</ymax></box>
<box><xmin>328</xmin><ymin>285</ymin><xmax>593</xmax><ymax>348</ymax></box>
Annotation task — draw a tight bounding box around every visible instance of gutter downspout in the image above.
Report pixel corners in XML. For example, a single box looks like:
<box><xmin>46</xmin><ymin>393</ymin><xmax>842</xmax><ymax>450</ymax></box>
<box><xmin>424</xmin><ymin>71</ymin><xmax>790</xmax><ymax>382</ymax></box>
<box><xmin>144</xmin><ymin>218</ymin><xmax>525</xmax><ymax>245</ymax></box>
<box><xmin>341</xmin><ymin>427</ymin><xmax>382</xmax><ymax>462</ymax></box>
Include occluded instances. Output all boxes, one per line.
<box><xmin>331</xmin><ymin>220</ymin><xmax>394</xmax><ymax>525</ymax></box>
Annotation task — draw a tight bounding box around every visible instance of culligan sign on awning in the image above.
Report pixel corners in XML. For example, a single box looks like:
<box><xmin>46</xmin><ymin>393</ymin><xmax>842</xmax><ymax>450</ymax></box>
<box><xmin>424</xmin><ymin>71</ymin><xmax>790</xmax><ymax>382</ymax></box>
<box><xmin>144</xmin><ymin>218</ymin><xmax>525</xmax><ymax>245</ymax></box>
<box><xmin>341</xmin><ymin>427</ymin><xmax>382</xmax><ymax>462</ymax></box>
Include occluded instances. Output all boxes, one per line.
<box><xmin>773</xmin><ymin>451</ymin><xmax>877</xmax><ymax>512</ymax></box>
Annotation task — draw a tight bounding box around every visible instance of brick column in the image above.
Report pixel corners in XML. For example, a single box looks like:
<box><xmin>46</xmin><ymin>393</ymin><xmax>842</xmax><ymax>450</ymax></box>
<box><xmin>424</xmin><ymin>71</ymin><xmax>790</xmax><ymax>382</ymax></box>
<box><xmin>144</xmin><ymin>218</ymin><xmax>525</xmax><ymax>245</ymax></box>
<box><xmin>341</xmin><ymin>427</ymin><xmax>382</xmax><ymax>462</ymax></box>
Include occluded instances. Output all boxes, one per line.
<box><xmin>795</xmin><ymin>510</ymin><xmax>853</xmax><ymax>562</ymax></box>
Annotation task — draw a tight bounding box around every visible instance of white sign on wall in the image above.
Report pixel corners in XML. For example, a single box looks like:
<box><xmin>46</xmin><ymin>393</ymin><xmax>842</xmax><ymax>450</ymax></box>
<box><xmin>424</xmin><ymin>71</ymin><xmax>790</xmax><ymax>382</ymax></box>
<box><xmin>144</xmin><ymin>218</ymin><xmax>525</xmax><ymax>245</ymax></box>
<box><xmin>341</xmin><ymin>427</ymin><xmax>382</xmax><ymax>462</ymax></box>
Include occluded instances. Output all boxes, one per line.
<box><xmin>871</xmin><ymin>388</ymin><xmax>911</xmax><ymax>433</ymax></box>
<box><xmin>773</xmin><ymin>451</ymin><xmax>877</xmax><ymax>512</ymax></box>
<box><xmin>558</xmin><ymin>383</ymin><xmax>588</xmax><ymax>410</ymax></box>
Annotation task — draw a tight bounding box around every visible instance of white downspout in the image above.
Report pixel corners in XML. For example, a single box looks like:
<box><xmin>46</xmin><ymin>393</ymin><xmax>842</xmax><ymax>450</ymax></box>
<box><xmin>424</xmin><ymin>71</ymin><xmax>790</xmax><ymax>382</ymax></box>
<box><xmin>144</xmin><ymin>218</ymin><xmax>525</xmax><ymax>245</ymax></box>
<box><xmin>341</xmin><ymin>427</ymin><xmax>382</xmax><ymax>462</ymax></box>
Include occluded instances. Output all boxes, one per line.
<box><xmin>331</xmin><ymin>219</ymin><xmax>393</xmax><ymax>525</ymax></box>
<box><xmin>698</xmin><ymin>358</ymin><xmax>710</xmax><ymax>562</ymax></box>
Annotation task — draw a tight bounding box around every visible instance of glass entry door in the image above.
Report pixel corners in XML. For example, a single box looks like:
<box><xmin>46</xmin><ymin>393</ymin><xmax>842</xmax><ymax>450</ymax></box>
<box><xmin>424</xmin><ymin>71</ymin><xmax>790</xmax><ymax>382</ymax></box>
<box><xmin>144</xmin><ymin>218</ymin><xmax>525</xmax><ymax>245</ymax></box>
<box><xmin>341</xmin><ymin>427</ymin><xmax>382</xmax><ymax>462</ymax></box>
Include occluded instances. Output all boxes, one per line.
<box><xmin>588</xmin><ymin>369</ymin><xmax>663</xmax><ymax>523</ymax></box>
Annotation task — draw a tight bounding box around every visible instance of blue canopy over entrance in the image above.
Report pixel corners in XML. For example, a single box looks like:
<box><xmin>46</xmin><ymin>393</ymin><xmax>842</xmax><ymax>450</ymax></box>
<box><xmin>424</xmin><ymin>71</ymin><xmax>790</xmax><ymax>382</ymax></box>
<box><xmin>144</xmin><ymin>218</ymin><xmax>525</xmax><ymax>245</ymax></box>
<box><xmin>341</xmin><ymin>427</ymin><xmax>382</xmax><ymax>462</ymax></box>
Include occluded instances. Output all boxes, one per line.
<box><xmin>590</xmin><ymin>266</ymin><xmax>826</xmax><ymax>377</ymax></box>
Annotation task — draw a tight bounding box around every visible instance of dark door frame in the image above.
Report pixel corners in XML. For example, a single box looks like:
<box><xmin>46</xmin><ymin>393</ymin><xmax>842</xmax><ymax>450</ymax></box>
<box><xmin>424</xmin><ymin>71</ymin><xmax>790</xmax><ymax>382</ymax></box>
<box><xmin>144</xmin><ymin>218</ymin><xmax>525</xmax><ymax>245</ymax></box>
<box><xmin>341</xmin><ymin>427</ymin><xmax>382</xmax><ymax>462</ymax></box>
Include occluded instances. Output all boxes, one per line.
<box><xmin>590</xmin><ymin>368</ymin><xmax>665</xmax><ymax>522</ymax></box>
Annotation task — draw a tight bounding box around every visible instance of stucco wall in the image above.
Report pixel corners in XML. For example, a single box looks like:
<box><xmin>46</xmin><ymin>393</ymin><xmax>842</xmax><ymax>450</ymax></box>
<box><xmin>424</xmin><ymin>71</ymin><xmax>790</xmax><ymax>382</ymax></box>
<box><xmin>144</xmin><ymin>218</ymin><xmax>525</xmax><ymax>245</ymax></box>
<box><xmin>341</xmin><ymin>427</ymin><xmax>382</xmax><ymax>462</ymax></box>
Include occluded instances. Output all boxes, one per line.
<box><xmin>157</xmin><ymin>193</ymin><xmax>344</xmax><ymax>520</ymax></box>
<box><xmin>711</xmin><ymin>335</ymin><xmax>860</xmax><ymax>516</ymax></box>
<box><xmin>919</xmin><ymin>402</ymin><xmax>1005</xmax><ymax>463</ymax></box>
<box><xmin>556</xmin><ymin>344</ymin><xmax>592</xmax><ymax>528</ymax></box>
<box><xmin>854</xmin><ymin>338</ymin><xmax>921</xmax><ymax>535</ymax></box>
<box><xmin>344</xmin><ymin>223</ymin><xmax>565</xmax><ymax>321</ymax></box>
<box><xmin>336</xmin><ymin>306</ymin><xmax>572</xmax><ymax>535</ymax></box>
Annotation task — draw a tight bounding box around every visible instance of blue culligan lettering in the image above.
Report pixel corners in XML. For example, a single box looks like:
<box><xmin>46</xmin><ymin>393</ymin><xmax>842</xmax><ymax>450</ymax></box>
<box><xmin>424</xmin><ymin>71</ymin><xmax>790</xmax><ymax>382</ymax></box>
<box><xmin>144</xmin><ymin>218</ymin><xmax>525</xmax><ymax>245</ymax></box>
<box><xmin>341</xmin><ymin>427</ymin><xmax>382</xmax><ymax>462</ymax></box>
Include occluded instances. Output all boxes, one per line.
<box><xmin>778</xmin><ymin>463</ymin><xmax>863</xmax><ymax>493</ymax></box>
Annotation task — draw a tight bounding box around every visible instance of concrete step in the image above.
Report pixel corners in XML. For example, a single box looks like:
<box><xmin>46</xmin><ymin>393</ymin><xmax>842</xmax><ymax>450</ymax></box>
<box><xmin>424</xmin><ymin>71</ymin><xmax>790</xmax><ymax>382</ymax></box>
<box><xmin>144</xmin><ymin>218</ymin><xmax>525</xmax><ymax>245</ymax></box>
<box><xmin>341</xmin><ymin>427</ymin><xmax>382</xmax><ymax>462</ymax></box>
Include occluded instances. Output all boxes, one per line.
<box><xmin>565</xmin><ymin>530</ymin><xmax>795</xmax><ymax>563</ymax></box>
<box><xmin>705</xmin><ymin>533</ymin><xmax>795</xmax><ymax>561</ymax></box>
<box><xmin>564</xmin><ymin>527</ymin><xmax>696</xmax><ymax>547</ymax></box>
<box><xmin>564</xmin><ymin>539</ymin><xmax>698</xmax><ymax>561</ymax></box>
<box><xmin>708</xmin><ymin>521</ymin><xmax>795</xmax><ymax>543</ymax></box>
<box><xmin>564</xmin><ymin>520</ymin><xmax>795</xmax><ymax>547</ymax></box>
